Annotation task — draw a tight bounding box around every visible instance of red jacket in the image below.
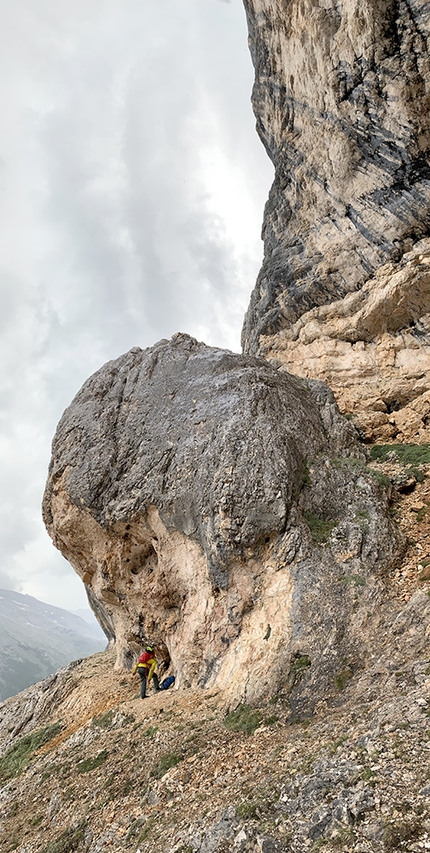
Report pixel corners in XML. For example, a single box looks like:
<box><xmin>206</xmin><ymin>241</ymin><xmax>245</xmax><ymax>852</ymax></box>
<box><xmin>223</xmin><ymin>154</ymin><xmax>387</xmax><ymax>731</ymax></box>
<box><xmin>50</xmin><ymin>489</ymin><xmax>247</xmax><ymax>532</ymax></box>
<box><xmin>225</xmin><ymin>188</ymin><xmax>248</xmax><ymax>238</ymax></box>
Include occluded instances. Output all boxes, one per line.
<box><xmin>137</xmin><ymin>651</ymin><xmax>154</xmax><ymax>668</ymax></box>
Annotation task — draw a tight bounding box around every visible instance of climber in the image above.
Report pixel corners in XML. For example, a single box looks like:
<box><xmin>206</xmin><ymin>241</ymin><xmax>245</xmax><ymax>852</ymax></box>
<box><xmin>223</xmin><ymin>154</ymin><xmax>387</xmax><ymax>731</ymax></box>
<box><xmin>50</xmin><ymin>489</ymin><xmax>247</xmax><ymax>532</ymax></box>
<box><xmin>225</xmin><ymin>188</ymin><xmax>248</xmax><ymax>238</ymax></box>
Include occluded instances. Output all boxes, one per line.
<box><xmin>133</xmin><ymin>644</ymin><xmax>160</xmax><ymax>699</ymax></box>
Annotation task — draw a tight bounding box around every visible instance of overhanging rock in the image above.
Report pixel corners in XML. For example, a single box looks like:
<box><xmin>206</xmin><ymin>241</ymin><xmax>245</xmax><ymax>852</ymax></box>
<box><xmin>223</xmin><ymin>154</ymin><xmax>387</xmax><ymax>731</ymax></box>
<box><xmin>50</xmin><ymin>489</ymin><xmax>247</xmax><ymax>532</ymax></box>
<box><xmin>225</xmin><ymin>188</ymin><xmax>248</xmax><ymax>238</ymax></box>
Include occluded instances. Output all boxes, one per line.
<box><xmin>43</xmin><ymin>334</ymin><xmax>402</xmax><ymax>707</ymax></box>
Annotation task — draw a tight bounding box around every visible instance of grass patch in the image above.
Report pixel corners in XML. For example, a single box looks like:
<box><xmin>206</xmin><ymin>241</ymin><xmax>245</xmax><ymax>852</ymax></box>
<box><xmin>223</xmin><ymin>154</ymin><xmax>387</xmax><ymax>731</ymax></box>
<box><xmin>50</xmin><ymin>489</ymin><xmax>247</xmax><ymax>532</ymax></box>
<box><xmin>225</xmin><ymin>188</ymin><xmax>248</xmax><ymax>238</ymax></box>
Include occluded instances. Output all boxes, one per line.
<box><xmin>288</xmin><ymin>653</ymin><xmax>311</xmax><ymax>693</ymax></box>
<box><xmin>302</xmin><ymin>461</ymin><xmax>311</xmax><ymax>486</ymax></box>
<box><xmin>143</xmin><ymin>725</ymin><xmax>158</xmax><ymax>739</ymax></box>
<box><xmin>76</xmin><ymin>750</ymin><xmax>108</xmax><ymax>774</ymax></box>
<box><xmin>264</xmin><ymin>715</ymin><xmax>279</xmax><ymax>726</ymax></box>
<box><xmin>415</xmin><ymin>505</ymin><xmax>429</xmax><ymax>523</ymax></box>
<box><xmin>236</xmin><ymin>800</ymin><xmax>259</xmax><ymax>819</ymax></box>
<box><xmin>41</xmin><ymin>821</ymin><xmax>87</xmax><ymax>853</ymax></box>
<box><xmin>4</xmin><ymin>833</ymin><xmax>20</xmax><ymax>852</ymax></box>
<box><xmin>370</xmin><ymin>443</ymin><xmax>430</xmax><ymax>465</ymax></box>
<box><xmin>137</xmin><ymin>816</ymin><xmax>157</xmax><ymax>844</ymax></box>
<box><xmin>91</xmin><ymin>710</ymin><xmax>114</xmax><ymax>729</ymax></box>
<box><xmin>223</xmin><ymin>704</ymin><xmax>263</xmax><ymax>735</ymax></box>
<box><xmin>341</xmin><ymin>574</ymin><xmax>366</xmax><ymax>587</ymax></box>
<box><xmin>303</xmin><ymin>511</ymin><xmax>337</xmax><ymax>544</ymax></box>
<box><xmin>356</xmin><ymin>509</ymin><xmax>370</xmax><ymax>521</ymax></box>
<box><xmin>150</xmin><ymin>751</ymin><xmax>182</xmax><ymax>779</ymax></box>
<box><xmin>383</xmin><ymin>817</ymin><xmax>423</xmax><ymax>851</ymax></box>
<box><xmin>335</xmin><ymin>667</ymin><xmax>353</xmax><ymax>691</ymax></box>
<box><xmin>0</xmin><ymin>721</ymin><xmax>62</xmax><ymax>784</ymax></box>
<box><xmin>334</xmin><ymin>456</ymin><xmax>390</xmax><ymax>487</ymax></box>
<box><xmin>407</xmin><ymin>467</ymin><xmax>425</xmax><ymax>483</ymax></box>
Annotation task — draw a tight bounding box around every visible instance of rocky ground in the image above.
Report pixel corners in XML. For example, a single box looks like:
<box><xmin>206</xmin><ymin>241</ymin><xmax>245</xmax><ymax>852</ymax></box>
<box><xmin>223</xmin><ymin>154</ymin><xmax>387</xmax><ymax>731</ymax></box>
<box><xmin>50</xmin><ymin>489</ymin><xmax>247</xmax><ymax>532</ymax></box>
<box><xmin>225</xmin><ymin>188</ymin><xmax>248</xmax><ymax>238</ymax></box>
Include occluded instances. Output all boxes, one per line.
<box><xmin>0</xmin><ymin>447</ymin><xmax>430</xmax><ymax>853</ymax></box>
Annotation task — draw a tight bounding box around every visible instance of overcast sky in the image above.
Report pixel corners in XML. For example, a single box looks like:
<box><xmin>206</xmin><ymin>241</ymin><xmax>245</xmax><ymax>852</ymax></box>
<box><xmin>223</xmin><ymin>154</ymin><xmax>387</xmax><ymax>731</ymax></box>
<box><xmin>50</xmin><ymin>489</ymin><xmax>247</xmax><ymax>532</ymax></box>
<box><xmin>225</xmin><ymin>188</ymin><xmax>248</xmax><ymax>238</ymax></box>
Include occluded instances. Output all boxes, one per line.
<box><xmin>0</xmin><ymin>0</ymin><xmax>272</xmax><ymax>612</ymax></box>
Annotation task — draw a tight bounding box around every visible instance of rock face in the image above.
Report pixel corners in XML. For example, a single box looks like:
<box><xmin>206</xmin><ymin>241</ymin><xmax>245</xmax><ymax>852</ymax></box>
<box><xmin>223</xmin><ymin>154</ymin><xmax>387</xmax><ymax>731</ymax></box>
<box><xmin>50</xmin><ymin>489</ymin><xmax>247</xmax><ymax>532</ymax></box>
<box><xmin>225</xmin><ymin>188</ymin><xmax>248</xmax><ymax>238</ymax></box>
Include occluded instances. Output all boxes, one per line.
<box><xmin>242</xmin><ymin>0</ymin><xmax>430</xmax><ymax>439</ymax></box>
<box><xmin>43</xmin><ymin>334</ymin><xmax>401</xmax><ymax>707</ymax></box>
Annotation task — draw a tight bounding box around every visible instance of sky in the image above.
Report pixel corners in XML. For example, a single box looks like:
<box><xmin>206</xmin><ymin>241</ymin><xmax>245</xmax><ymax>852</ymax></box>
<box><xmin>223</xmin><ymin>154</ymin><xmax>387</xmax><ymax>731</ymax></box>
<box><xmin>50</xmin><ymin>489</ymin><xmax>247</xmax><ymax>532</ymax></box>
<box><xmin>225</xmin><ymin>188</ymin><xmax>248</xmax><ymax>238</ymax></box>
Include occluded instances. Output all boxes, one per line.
<box><xmin>0</xmin><ymin>0</ymin><xmax>273</xmax><ymax>611</ymax></box>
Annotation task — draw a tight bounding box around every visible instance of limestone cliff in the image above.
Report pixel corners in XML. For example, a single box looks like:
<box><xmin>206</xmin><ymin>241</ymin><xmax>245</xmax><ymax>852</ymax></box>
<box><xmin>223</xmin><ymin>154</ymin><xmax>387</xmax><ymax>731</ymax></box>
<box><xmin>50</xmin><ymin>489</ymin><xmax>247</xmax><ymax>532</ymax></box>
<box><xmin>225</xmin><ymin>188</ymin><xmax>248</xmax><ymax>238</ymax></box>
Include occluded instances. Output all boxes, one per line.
<box><xmin>242</xmin><ymin>0</ymin><xmax>430</xmax><ymax>440</ymax></box>
<box><xmin>43</xmin><ymin>334</ymin><xmax>401</xmax><ymax>709</ymax></box>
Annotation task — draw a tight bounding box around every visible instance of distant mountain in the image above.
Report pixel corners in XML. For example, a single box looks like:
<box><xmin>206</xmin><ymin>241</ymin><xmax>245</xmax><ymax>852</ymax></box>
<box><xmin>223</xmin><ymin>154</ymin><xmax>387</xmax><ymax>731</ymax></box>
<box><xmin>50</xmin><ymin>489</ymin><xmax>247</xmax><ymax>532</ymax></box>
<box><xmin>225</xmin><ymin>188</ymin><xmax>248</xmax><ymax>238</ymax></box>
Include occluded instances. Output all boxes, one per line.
<box><xmin>0</xmin><ymin>589</ymin><xmax>106</xmax><ymax>701</ymax></box>
<box><xmin>72</xmin><ymin>607</ymin><xmax>106</xmax><ymax>634</ymax></box>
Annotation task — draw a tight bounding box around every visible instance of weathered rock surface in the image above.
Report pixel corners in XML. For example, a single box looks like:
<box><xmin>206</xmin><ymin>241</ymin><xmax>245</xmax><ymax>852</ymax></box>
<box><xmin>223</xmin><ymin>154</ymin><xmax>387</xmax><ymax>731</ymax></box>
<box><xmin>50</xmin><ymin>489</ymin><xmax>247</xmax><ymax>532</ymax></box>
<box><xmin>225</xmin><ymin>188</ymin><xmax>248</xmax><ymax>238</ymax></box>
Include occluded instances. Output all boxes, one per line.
<box><xmin>260</xmin><ymin>239</ymin><xmax>430</xmax><ymax>441</ymax></box>
<box><xmin>43</xmin><ymin>333</ymin><xmax>401</xmax><ymax>707</ymax></box>
<box><xmin>242</xmin><ymin>0</ymin><xmax>430</xmax><ymax>437</ymax></box>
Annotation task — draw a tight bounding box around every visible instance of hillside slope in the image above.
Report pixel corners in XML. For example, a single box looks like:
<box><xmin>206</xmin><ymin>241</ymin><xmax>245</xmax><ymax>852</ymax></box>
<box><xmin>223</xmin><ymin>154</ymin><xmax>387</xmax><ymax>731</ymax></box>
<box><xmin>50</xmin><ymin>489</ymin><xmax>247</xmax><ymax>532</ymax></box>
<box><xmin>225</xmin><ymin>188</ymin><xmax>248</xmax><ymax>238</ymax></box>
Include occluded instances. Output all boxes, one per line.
<box><xmin>1</xmin><ymin>460</ymin><xmax>430</xmax><ymax>853</ymax></box>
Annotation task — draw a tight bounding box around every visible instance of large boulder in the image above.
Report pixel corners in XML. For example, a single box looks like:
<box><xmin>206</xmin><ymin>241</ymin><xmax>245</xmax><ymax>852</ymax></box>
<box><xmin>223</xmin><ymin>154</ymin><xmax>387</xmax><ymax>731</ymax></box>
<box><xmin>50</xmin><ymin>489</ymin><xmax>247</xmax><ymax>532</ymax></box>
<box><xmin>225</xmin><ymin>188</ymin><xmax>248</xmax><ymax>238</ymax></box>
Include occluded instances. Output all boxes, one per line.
<box><xmin>43</xmin><ymin>335</ymin><xmax>401</xmax><ymax>708</ymax></box>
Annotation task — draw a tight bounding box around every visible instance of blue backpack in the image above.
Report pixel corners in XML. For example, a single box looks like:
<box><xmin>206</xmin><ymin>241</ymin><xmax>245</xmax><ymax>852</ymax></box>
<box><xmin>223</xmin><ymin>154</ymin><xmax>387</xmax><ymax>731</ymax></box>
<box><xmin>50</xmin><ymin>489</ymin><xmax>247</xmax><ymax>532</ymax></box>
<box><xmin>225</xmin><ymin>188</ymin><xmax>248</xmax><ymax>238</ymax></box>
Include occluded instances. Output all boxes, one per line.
<box><xmin>160</xmin><ymin>675</ymin><xmax>175</xmax><ymax>691</ymax></box>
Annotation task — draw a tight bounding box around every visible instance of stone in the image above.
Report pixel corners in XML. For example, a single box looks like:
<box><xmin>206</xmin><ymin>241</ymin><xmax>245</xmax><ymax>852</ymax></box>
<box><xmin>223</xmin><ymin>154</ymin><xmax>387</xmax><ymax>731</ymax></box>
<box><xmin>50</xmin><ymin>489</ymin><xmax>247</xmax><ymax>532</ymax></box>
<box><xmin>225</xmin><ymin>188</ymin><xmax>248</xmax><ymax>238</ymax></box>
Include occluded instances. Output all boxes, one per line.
<box><xmin>43</xmin><ymin>334</ymin><xmax>401</xmax><ymax>708</ymax></box>
<box><xmin>242</xmin><ymin>0</ymin><xmax>430</xmax><ymax>439</ymax></box>
<box><xmin>256</xmin><ymin>836</ymin><xmax>283</xmax><ymax>853</ymax></box>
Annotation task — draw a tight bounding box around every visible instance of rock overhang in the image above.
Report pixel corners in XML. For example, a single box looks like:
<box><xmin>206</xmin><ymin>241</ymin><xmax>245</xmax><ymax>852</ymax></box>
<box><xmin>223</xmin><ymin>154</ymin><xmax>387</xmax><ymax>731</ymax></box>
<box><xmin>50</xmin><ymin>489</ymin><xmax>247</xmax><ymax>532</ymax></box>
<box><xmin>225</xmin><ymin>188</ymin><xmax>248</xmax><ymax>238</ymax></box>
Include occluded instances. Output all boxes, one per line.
<box><xmin>43</xmin><ymin>334</ymin><xmax>402</xmax><ymax>706</ymax></box>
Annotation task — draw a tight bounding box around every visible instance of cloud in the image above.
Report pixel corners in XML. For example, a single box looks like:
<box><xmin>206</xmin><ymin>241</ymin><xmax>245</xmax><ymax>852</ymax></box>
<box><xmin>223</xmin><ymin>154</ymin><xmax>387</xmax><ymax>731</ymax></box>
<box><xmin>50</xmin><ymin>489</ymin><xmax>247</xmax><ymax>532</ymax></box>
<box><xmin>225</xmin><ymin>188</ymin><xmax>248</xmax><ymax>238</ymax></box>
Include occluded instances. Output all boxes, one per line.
<box><xmin>0</xmin><ymin>569</ymin><xmax>20</xmax><ymax>592</ymax></box>
<box><xmin>0</xmin><ymin>0</ymin><xmax>272</xmax><ymax>611</ymax></box>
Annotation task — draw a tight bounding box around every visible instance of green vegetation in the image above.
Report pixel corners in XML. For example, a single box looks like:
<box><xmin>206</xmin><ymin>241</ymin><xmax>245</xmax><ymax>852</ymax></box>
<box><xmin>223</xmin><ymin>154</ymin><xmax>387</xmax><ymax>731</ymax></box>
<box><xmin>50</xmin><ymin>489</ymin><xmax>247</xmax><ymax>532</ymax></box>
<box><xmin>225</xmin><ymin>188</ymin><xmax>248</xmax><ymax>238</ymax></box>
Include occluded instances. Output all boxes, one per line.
<box><xmin>370</xmin><ymin>443</ymin><xmax>430</xmax><ymax>465</ymax></box>
<box><xmin>333</xmin><ymin>456</ymin><xmax>390</xmax><ymax>487</ymax></box>
<box><xmin>143</xmin><ymin>725</ymin><xmax>158</xmax><ymax>739</ymax></box>
<box><xmin>288</xmin><ymin>653</ymin><xmax>311</xmax><ymax>692</ymax></box>
<box><xmin>264</xmin><ymin>715</ymin><xmax>279</xmax><ymax>726</ymax></box>
<box><xmin>331</xmin><ymin>828</ymin><xmax>355</xmax><ymax>848</ymax></box>
<box><xmin>0</xmin><ymin>721</ymin><xmax>62</xmax><ymax>784</ymax></box>
<box><xmin>91</xmin><ymin>710</ymin><xmax>114</xmax><ymax>729</ymax></box>
<box><xmin>383</xmin><ymin>818</ymin><xmax>423</xmax><ymax>851</ymax></box>
<box><xmin>236</xmin><ymin>800</ymin><xmax>259</xmax><ymax>819</ymax></box>
<box><xmin>150</xmin><ymin>751</ymin><xmax>182</xmax><ymax>779</ymax></box>
<box><xmin>335</xmin><ymin>667</ymin><xmax>353</xmax><ymax>692</ymax></box>
<box><xmin>416</xmin><ymin>505</ymin><xmax>429</xmax><ymax>523</ymax></box>
<box><xmin>76</xmin><ymin>750</ymin><xmax>108</xmax><ymax>774</ymax></box>
<box><xmin>41</xmin><ymin>760</ymin><xmax>71</xmax><ymax>782</ymax></box>
<box><xmin>136</xmin><ymin>816</ymin><xmax>157</xmax><ymax>844</ymax></box>
<box><xmin>341</xmin><ymin>574</ymin><xmax>366</xmax><ymax>587</ymax></box>
<box><xmin>41</xmin><ymin>821</ymin><xmax>87</xmax><ymax>853</ymax></box>
<box><xmin>223</xmin><ymin>704</ymin><xmax>263</xmax><ymax>735</ymax></box>
<box><xmin>356</xmin><ymin>509</ymin><xmax>370</xmax><ymax>520</ymax></box>
<box><xmin>407</xmin><ymin>467</ymin><xmax>425</xmax><ymax>483</ymax></box>
<box><xmin>302</xmin><ymin>461</ymin><xmax>311</xmax><ymax>486</ymax></box>
<box><xmin>303</xmin><ymin>511</ymin><xmax>338</xmax><ymax>543</ymax></box>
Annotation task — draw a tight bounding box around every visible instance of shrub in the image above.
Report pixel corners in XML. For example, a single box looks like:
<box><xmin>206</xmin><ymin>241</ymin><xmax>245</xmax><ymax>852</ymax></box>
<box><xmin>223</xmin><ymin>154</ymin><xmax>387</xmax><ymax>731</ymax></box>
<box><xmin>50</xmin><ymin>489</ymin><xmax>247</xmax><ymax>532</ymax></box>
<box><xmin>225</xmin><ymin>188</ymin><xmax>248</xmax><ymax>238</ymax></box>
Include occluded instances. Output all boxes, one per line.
<box><xmin>407</xmin><ymin>467</ymin><xmax>425</xmax><ymax>483</ymax></box>
<box><xmin>0</xmin><ymin>721</ymin><xmax>62</xmax><ymax>784</ymax></box>
<box><xmin>370</xmin><ymin>444</ymin><xmax>430</xmax><ymax>465</ymax></box>
<box><xmin>223</xmin><ymin>704</ymin><xmax>263</xmax><ymax>735</ymax></box>
<box><xmin>303</xmin><ymin>512</ymin><xmax>337</xmax><ymax>543</ymax></box>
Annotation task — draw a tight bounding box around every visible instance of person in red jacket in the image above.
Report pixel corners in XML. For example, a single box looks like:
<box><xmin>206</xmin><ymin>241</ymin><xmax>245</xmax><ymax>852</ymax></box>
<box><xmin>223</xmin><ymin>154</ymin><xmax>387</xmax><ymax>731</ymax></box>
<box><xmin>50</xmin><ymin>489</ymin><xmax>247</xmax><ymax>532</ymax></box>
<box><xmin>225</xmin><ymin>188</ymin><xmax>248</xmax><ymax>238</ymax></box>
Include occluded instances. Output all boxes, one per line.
<box><xmin>133</xmin><ymin>645</ymin><xmax>160</xmax><ymax>699</ymax></box>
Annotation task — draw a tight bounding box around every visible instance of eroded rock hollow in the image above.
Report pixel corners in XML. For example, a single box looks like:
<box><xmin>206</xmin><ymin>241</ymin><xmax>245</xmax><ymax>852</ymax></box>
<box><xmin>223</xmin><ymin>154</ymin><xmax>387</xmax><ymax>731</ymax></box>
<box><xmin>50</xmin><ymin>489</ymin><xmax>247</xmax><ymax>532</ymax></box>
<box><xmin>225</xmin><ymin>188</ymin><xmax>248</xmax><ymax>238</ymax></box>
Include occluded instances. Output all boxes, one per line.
<box><xmin>43</xmin><ymin>335</ymin><xmax>401</xmax><ymax>707</ymax></box>
<box><xmin>242</xmin><ymin>0</ymin><xmax>430</xmax><ymax>441</ymax></box>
